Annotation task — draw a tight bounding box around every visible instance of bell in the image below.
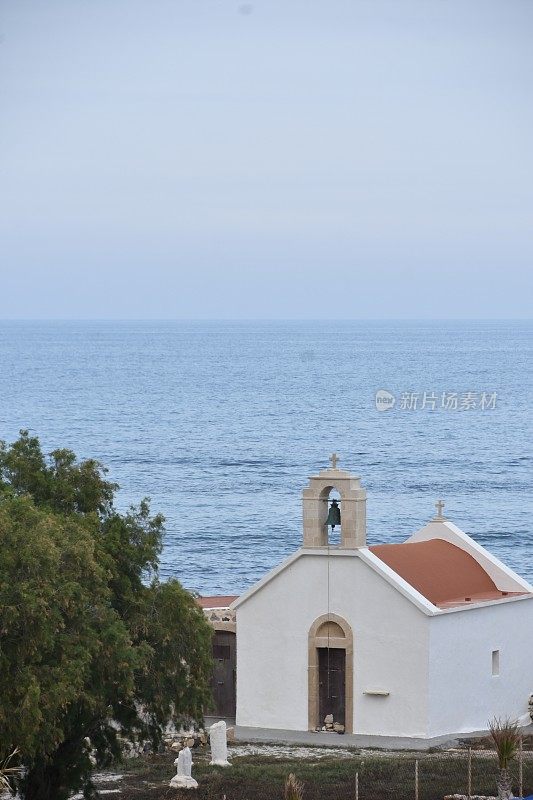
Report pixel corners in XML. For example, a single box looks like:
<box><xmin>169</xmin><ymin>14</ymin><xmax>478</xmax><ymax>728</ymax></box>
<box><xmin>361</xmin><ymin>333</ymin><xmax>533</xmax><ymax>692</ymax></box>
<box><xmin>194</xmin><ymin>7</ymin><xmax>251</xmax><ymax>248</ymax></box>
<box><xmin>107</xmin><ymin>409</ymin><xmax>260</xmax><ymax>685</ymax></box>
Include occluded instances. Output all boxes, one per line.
<box><xmin>325</xmin><ymin>499</ymin><xmax>341</xmax><ymax>529</ymax></box>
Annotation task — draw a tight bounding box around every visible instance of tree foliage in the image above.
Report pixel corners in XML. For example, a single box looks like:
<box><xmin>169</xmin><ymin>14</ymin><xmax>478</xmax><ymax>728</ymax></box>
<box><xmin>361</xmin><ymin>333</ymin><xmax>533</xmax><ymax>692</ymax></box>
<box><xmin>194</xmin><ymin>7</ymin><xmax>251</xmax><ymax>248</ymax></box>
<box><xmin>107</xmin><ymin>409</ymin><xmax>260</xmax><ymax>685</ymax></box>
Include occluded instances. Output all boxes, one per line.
<box><xmin>0</xmin><ymin>431</ymin><xmax>213</xmax><ymax>800</ymax></box>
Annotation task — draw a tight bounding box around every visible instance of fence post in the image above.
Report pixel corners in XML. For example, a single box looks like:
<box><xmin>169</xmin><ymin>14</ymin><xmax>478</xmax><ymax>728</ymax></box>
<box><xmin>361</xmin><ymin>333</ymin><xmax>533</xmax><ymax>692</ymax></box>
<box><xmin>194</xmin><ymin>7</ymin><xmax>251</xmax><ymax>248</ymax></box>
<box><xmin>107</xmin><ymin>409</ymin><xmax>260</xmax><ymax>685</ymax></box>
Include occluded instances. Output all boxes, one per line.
<box><xmin>355</xmin><ymin>770</ymin><xmax>359</xmax><ymax>800</ymax></box>
<box><xmin>468</xmin><ymin>747</ymin><xmax>472</xmax><ymax>800</ymax></box>
<box><xmin>415</xmin><ymin>759</ymin><xmax>419</xmax><ymax>800</ymax></box>
<box><xmin>519</xmin><ymin>736</ymin><xmax>523</xmax><ymax>800</ymax></box>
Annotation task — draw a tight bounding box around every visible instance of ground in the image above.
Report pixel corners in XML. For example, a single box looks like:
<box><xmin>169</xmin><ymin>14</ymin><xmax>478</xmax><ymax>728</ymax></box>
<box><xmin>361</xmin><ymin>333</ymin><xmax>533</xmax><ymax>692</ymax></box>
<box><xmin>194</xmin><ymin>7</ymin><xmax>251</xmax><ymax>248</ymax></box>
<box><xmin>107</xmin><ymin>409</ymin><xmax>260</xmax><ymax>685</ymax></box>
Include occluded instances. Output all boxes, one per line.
<box><xmin>85</xmin><ymin>740</ymin><xmax>533</xmax><ymax>800</ymax></box>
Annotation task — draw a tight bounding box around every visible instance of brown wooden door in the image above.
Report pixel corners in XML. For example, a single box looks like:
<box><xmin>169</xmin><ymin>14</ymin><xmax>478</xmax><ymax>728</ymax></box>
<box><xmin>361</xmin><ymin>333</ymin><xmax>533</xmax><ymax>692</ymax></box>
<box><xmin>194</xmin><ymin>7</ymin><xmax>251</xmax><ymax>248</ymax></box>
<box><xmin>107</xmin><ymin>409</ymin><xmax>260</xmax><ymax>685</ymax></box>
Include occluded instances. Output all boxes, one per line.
<box><xmin>318</xmin><ymin>647</ymin><xmax>345</xmax><ymax>727</ymax></box>
<box><xmin>211</xmin><ymin>631</ymin><xmax>236</xmax><ymax>718</ymax></box>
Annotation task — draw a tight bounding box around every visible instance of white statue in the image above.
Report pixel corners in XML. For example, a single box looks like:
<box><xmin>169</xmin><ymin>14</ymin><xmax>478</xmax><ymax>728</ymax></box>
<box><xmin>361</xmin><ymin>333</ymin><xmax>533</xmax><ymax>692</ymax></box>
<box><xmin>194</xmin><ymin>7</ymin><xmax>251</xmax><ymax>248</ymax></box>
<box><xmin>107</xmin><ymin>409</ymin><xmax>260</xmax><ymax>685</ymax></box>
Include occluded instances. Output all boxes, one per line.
<box><xmin>169</xmin><ymin>746</ymin><xmax>198</xmax><ymax>789</ymax></box>
<box><xmin>209</xmin><ymin>720</ymin><xmax>231</xmax><ymax>767</ymax></box>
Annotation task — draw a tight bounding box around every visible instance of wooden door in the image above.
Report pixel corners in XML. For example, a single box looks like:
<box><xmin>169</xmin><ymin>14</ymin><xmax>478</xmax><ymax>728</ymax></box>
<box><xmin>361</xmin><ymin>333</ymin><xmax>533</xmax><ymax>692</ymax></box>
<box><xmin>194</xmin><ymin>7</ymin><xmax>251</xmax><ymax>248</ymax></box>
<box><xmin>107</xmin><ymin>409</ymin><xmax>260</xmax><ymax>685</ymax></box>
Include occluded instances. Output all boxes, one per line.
<box><xmin>211</xmin><ymin>631</ymin><xmax>236</xmax><ymax>718</ymax></box>
<box><xmin>318</xmin><ymin>647</ymin><xmax>345</xmax><ymax>727</ymax></box>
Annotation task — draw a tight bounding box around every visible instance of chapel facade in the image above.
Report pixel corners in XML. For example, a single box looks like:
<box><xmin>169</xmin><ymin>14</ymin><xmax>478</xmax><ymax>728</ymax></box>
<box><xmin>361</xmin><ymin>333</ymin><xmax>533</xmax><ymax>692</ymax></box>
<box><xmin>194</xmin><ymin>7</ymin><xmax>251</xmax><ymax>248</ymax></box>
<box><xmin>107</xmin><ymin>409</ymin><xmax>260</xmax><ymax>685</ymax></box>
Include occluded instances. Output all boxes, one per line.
<box><xmin>201</xmin><ymin>459</ymin><xmax>533</xmax><ymax>740</ymax></box>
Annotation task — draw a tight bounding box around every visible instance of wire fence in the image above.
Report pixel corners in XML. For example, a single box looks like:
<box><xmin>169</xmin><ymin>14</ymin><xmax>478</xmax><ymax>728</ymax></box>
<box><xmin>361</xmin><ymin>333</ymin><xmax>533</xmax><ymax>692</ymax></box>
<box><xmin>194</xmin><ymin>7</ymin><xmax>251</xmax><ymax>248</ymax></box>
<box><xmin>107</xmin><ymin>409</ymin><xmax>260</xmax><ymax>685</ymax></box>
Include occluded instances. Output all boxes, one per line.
<box><xmin>163</xmin><ymin>745</ymin><xmax>533</xmax><ymax>800</ymax></box>
<box><xmin>328</xmin><ymin>747</ymin><xmax>533</xmax><ymax>800</ymax></box>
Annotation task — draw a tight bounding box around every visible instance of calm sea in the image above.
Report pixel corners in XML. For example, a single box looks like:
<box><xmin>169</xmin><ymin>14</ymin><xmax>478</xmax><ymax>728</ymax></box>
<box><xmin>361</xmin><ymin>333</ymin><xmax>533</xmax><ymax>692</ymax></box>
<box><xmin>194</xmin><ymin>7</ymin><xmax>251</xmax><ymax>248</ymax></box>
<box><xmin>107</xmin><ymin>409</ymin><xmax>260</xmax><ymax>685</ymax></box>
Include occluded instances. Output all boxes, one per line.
<box><xmin>0</xmin><ymin>320</ymin><xmax>531</xmax><ymax>594</ymax></box>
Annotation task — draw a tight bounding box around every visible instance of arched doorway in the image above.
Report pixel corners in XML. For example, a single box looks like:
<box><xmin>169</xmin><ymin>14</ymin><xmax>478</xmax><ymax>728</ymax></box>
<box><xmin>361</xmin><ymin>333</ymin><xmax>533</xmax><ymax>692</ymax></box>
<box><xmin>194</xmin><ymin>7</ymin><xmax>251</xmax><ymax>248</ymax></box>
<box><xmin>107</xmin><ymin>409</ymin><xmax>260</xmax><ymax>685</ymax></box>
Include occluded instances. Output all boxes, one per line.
<box><xmin>308</xmin><ymin>614</ymin><xmax>353</xmax><ymax>733</ymax></box>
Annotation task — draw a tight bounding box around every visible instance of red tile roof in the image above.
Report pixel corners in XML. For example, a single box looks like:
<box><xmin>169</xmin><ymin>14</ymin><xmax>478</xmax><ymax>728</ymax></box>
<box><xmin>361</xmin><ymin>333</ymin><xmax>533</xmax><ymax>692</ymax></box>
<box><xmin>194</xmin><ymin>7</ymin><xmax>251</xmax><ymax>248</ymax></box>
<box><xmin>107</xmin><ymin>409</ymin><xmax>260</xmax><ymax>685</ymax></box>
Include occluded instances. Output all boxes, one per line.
<box><xmin>197</xmin><ymin>595</ymin><xmax>239</xmax><ymax>609</ymax></box>
<box><xmin>369</xmin><ymin>539</ymin><xmax>527</xmax><ymax>608</ymax></box>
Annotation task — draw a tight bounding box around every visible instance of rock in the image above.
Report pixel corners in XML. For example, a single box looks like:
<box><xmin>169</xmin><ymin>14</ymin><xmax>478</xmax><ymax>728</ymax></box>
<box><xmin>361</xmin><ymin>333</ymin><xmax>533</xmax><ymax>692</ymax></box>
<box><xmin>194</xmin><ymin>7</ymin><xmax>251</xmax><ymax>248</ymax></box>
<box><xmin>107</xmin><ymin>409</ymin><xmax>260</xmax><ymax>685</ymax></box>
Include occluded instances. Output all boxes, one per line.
<box><xmin>209</xmin><ymin>720</ymin><xmax>231</xmax><ymax>767</ymax></box>
<box><xmin>333</xmin><ymin>723</ymin><xmax>345</xmax><ymax>734</ymax></box>
<box><xmin>324</xmin><ymin>714</ymin><xmax>334</xmax><ymax>725</ymax></box>
<box><xmin>226</xmin><ymin>726</ymin><xmax>235</xmax><ymax>742</ymax></box>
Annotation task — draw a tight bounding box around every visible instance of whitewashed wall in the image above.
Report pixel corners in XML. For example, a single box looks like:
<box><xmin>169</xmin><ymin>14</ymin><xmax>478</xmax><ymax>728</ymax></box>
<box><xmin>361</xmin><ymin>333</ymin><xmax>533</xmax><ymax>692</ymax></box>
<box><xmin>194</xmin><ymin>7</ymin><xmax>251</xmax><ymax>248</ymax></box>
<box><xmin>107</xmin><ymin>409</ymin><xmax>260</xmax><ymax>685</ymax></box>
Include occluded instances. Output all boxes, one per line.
<box><xmin>235</xmin><ymin>551</ymin><xmax>431</xmax><ymax>737</ymax></box>
<box><xmin>427</xmin><ymin>597</ymin><xmax>533</xmax><ymax>737</ymax></box>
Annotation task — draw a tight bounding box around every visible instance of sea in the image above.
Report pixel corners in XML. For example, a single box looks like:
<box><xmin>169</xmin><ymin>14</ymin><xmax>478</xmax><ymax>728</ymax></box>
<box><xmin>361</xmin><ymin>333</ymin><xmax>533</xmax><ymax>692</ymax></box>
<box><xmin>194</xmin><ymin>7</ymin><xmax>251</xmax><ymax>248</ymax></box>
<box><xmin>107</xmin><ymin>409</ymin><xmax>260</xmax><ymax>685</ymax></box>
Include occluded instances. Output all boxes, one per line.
<box><xmin>0</xmin><ymin>320</ymin><xmax>531</xmax><ymax>595</ymax></box>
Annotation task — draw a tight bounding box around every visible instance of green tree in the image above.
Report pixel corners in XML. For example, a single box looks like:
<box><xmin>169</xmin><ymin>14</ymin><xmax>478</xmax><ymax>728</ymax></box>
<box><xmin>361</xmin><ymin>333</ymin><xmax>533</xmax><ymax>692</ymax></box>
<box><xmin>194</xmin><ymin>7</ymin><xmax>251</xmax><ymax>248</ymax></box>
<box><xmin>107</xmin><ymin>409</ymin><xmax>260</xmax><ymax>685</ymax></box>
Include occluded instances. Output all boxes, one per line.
<box><xmin>0</xmin><ymin>431</ymin><xmax>213</xmax><ymax>800</ymax></box>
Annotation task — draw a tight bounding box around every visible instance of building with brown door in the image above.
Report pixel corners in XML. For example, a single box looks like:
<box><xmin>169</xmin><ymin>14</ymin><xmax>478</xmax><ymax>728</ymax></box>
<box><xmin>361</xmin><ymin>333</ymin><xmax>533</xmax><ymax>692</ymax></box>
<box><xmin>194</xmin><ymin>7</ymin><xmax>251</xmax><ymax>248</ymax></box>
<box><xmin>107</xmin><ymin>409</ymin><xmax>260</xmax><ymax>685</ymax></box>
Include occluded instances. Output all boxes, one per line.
<box><xmin>213</xmin><ymin>459</ymin><xmax>533</xmax><ymax>740</ymax></box>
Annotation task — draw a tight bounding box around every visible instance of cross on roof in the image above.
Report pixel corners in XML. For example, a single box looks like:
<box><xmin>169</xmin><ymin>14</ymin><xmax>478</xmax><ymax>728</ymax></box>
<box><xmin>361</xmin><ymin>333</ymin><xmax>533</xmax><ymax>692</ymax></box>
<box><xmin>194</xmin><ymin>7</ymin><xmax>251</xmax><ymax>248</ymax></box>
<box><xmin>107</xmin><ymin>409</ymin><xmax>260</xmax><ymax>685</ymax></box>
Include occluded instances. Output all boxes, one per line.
<box><xmin>435</xmin><ymin>499</ymin><xmax>445</xmax><ymax>519</ymax></box>
<box><xmin>329</xmin><ymin>452</ymin><xmax>339</xmax><ymax>469</ymax></box>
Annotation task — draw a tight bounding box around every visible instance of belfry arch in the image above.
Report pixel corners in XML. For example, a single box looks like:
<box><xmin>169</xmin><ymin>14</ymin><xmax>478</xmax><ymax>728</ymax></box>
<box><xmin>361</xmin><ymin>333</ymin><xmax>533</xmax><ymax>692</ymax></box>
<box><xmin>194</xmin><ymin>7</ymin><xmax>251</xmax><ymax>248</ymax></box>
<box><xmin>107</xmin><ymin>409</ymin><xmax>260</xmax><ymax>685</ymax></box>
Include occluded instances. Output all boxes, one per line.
<box><xmin>302</xmin><ymin>455</ymin><xmax>367</xmax><ymax>548</ymax></box>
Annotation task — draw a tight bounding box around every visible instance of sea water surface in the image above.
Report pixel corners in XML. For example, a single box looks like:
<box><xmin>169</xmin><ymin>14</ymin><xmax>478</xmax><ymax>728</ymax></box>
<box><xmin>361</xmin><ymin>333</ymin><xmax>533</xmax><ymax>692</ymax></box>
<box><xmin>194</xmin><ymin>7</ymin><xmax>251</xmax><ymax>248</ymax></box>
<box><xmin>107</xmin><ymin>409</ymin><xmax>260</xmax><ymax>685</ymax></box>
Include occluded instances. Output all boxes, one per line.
<box><xmin>0</xmin><ymin>320</ymin><xmax>531</xmax><ymax>594</ymax></box>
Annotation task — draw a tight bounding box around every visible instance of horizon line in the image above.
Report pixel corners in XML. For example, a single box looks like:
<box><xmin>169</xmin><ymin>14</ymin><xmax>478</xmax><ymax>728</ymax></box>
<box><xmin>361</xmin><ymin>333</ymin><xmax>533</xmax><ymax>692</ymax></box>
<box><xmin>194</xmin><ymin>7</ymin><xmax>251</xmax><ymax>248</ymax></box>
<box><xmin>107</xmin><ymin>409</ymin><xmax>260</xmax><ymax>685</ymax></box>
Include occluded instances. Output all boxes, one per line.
<box><xmin>0</xmin><ymin>317</ymin><xmax>532</xmax><ymax>324</ymax></box>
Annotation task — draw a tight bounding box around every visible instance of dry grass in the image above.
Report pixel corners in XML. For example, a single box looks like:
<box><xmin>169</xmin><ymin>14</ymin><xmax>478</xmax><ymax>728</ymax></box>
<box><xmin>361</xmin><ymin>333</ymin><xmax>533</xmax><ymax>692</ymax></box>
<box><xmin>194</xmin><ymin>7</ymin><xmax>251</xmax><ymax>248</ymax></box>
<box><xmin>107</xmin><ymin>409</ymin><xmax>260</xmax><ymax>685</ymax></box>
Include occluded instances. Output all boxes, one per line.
<box><xmin>284</xmin><ymin>773</ymin><xmax>305</xmax><ymax>800</ymax></box>
<box><xmin>0</xmin><ymin>749</ymin><xmax>21</xmax><ymax>793</ymax></box>
<box><xmin>107</xmin><ymin>748</ymin><xmax>511</xmax><ymax>800</ymax></box>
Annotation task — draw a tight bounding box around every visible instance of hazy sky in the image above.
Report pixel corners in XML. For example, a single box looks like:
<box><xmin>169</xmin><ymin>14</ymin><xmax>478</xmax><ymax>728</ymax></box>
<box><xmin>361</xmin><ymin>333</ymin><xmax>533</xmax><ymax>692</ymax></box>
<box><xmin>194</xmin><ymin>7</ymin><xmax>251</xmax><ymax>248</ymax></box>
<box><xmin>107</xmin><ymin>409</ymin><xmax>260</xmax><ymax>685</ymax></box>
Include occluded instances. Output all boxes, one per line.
<box><xmin>1</xmin><ymin>0</ymin><xmax>532</xmax><ymax>319</ymax></box>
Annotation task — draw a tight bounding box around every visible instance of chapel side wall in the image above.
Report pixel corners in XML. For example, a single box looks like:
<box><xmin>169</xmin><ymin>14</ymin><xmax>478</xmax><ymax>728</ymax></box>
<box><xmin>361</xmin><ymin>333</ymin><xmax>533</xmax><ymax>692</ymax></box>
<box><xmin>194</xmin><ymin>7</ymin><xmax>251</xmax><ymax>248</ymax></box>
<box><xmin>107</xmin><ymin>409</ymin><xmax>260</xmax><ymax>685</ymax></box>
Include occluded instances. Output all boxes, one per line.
<box><xmin>235</xmin><ymin>552</ymin><xmax>430</xmax><ymax>737</ymax></box>
<box><xmin>235</xmin><ymin>559</ymin><xmax>312</xmax><ymax>732</ymax></box>
<box><xmin>427</xmin><ymin>598</ymin><xmax>533</xmax><ymax>738</ymax></box>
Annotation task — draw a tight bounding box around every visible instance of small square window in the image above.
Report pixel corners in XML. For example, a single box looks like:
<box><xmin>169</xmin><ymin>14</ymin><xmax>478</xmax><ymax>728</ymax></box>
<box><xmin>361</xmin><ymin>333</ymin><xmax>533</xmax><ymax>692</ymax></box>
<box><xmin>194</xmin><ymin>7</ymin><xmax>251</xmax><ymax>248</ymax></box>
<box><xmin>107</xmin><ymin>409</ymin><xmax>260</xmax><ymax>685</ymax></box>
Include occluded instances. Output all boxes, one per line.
<box><xmin>492</xmin><ymin>650</ymin><xmax>500</xmax><ymax>676</ymax></box>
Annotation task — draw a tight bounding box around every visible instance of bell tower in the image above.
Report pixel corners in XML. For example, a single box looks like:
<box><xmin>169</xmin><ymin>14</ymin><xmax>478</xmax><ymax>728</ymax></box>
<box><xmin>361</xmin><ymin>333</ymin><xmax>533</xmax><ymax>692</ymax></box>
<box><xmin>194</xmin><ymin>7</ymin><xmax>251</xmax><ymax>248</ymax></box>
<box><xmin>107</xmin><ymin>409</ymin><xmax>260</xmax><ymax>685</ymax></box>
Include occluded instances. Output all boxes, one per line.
<box><xmin>302</xmin><ymin>454</ymin><xmax>366</xmax><ymax>548</ymax></box>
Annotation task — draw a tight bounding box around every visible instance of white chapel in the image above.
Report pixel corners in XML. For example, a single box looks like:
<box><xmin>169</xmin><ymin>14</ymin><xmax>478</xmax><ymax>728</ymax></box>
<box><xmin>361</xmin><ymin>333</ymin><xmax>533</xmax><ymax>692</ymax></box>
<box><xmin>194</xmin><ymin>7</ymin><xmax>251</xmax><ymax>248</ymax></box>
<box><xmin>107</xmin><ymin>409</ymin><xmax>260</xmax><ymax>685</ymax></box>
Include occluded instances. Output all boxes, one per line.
<box><xmin>201</xmin><ymin>457</ymin><xmax>533</xmax><ymax>741</ymax></box>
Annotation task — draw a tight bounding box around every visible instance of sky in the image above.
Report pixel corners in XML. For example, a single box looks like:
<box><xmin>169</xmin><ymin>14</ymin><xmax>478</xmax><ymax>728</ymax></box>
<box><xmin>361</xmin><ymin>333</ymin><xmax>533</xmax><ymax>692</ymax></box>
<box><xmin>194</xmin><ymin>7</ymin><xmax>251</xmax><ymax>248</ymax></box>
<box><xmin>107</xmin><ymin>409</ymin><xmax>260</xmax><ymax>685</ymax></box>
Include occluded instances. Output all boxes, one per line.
<box><xmin>0</xmin><ymin>0</ymin><xmax>532</xmax><ymax>319</ymax></box>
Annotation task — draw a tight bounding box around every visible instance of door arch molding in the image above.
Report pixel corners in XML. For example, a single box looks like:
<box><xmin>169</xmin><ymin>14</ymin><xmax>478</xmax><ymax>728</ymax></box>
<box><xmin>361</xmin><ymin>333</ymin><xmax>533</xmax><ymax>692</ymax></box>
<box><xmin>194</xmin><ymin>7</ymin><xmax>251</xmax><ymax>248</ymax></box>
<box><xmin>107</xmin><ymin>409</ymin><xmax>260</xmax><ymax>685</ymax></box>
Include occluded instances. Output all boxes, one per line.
<box><xmin>308</xmin><ymin>613</ymin><xmax>353</xmax><ymax>733</ymax></box>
